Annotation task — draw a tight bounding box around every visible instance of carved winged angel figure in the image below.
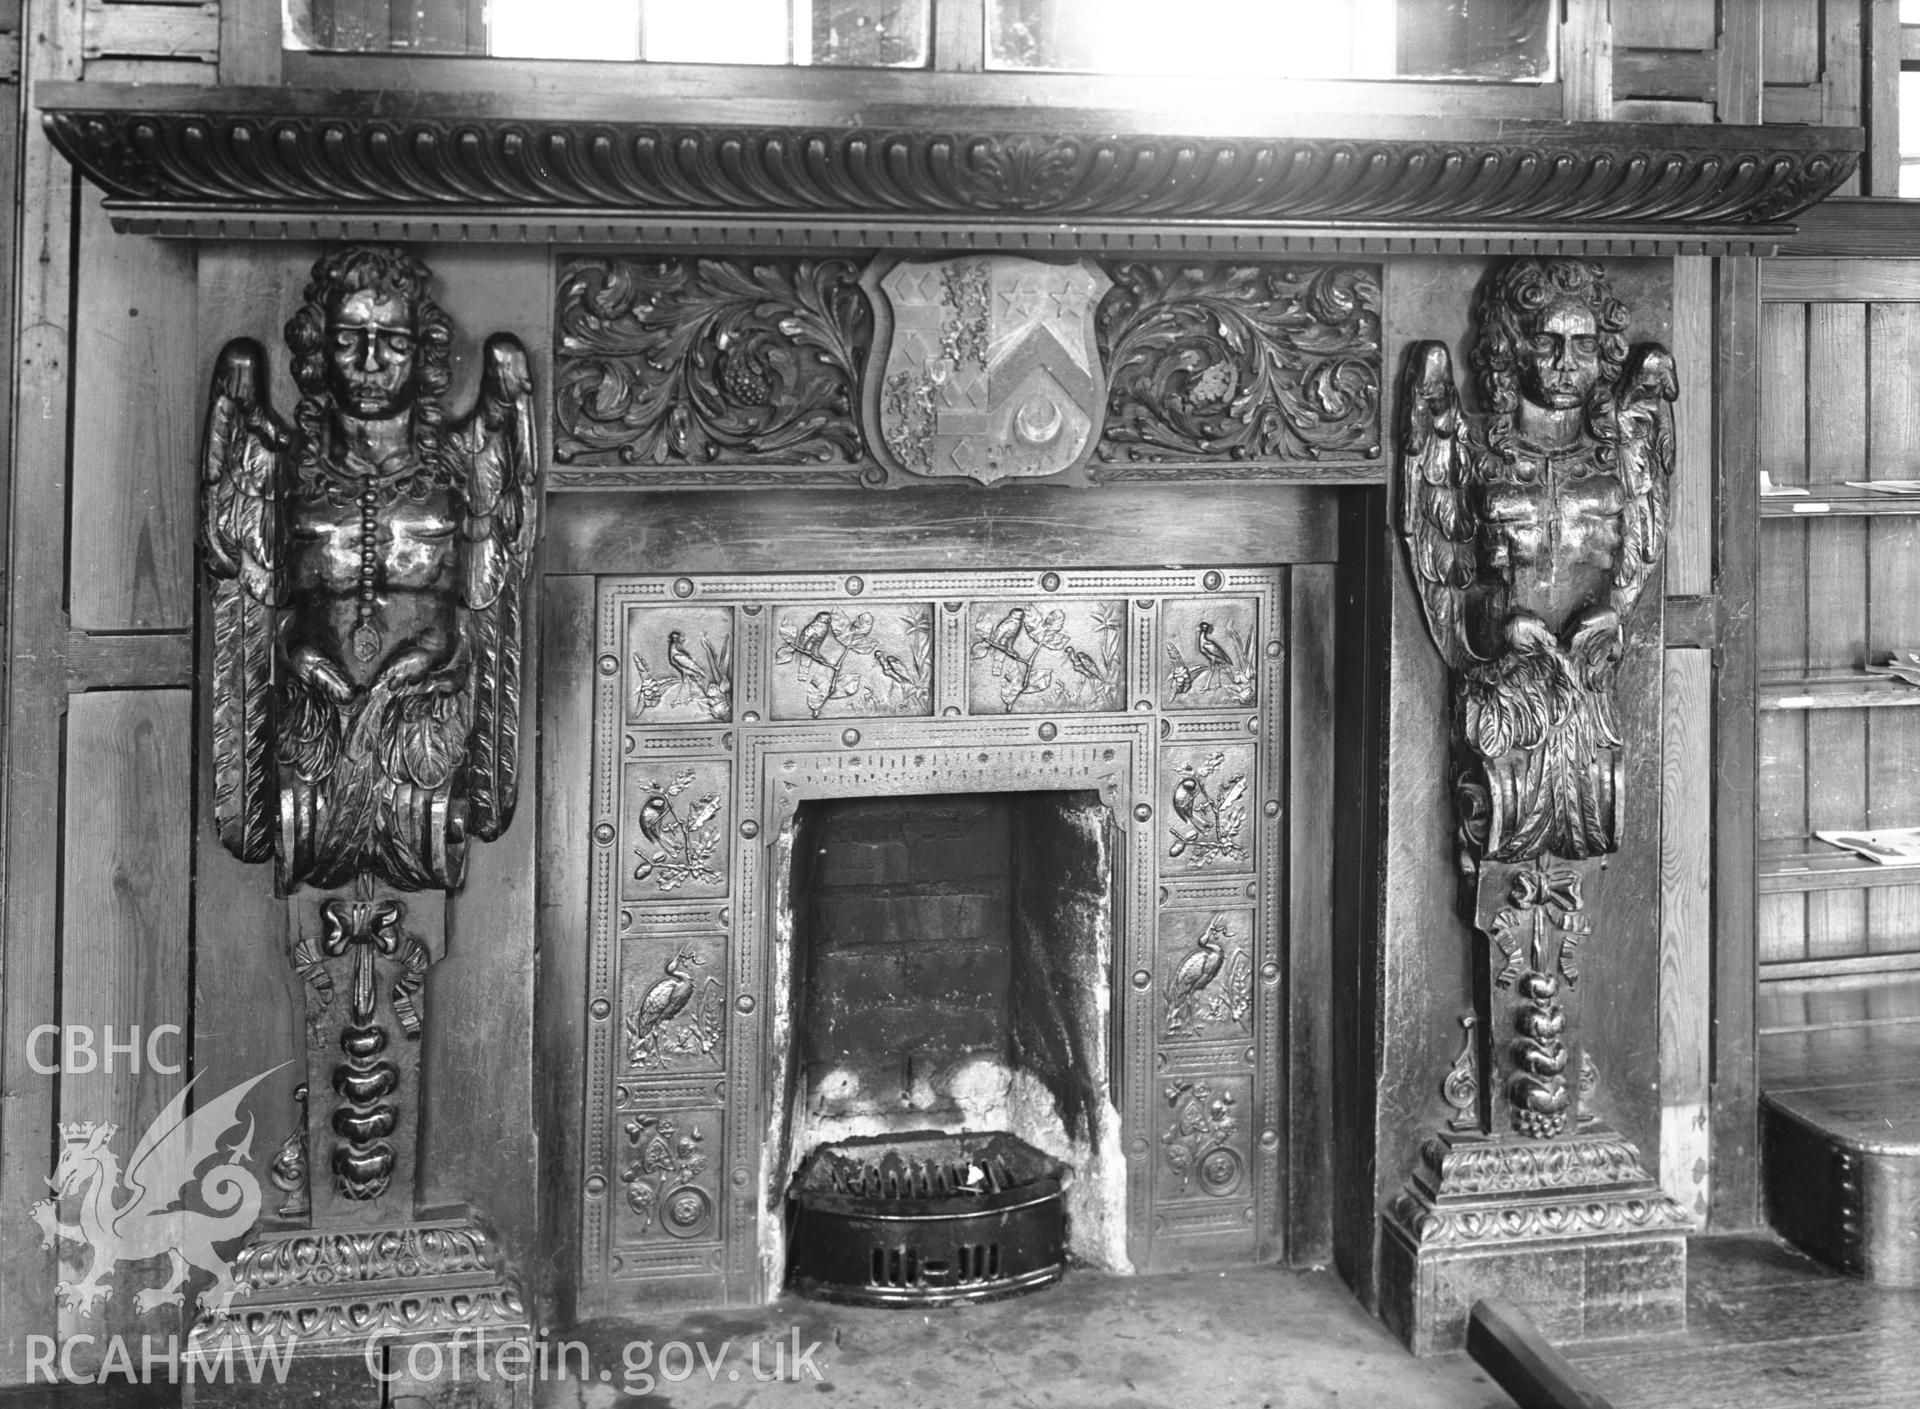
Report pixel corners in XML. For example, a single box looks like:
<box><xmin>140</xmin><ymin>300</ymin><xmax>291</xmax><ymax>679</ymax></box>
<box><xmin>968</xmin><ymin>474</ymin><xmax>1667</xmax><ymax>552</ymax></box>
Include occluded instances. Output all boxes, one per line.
<box><xmin>201</xmin><ymin>247</ymin><xmax>539</xmax><ymax>893</ymax></box>
<box><xmin>1401</xmin><ymin>258</ymin><xmax>1676</xmax><ymax>866</ymax></box>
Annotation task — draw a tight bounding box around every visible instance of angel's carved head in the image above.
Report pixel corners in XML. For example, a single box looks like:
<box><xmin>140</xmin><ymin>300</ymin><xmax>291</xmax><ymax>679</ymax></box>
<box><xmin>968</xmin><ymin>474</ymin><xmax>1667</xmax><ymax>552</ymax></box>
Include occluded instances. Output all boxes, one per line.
<box><xmin>1473</xmin><ymin>258</ymin><xmax>1629</xmax><ymax>432</ymax></box>
<box><xmin>286</xmin><ymin>246</ymin><xmax>455</xmax><ymax>476</ymax></box>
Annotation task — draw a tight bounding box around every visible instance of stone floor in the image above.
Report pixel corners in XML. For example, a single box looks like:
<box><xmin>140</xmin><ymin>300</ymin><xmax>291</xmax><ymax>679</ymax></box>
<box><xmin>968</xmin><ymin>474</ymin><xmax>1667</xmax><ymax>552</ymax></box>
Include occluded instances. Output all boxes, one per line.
<box><xmin>541</xmin><ymin>1265</ymin><xmax>1511</xmax><ymax>1409</ymax></box>
<box><xmin>10</xmin><ymin>1234</ymin><xmax>1914</xmax><ymax>1407</ymax></box>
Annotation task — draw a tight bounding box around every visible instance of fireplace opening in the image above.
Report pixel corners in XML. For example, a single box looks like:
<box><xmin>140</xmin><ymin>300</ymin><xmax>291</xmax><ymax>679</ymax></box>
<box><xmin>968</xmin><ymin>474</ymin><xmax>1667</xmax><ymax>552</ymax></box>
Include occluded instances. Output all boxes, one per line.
<box><xmin>766</xmin><ymin>789</ymin><xmax>1130</xmax><ymax>1297</ymax></box>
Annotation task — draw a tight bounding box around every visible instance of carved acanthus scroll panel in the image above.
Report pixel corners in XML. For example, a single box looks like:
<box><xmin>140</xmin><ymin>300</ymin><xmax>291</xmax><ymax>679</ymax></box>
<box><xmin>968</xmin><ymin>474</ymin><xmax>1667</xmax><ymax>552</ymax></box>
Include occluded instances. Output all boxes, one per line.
<box><xmin>552</xmin><ymin>254</ymin><xmax>1382</xmax><ymax>488</ymax></box>
<box><xmin>580</xmin><ymin>568</ymin><xmax>1288</xmax><ymax>1314</ymax></box>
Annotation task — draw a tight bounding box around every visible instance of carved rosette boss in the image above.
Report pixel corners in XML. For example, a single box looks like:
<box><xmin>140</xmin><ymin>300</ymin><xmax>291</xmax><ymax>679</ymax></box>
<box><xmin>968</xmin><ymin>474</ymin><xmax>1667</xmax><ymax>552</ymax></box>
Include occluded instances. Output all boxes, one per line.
<box><xmin>195</xmin><ymin>246</ymin><xmax>537</xmax><ymax>1360</ymax></box>
<box><xmin>1382</xmin><ymin>259</ymin><xmax>1690</xmax><ymax>1352</ymax></box>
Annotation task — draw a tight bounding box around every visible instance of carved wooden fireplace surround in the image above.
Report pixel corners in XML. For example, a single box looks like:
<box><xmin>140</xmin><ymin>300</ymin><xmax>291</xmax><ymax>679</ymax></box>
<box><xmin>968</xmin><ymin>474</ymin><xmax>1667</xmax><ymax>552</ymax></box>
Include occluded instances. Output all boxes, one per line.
<box><xmin>36</xmin><ymin>77</ymin><xmax>1861</xmax><ymax>1374</ymax></box>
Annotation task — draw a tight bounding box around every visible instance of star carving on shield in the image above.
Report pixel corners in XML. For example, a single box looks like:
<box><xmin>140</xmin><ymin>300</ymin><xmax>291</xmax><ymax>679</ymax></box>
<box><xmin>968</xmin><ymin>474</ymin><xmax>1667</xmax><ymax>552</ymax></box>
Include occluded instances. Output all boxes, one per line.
<box><xmin>862</xmin><ymin>255</ymin><xmax>1114</xmax><ymax>485</ymax></box>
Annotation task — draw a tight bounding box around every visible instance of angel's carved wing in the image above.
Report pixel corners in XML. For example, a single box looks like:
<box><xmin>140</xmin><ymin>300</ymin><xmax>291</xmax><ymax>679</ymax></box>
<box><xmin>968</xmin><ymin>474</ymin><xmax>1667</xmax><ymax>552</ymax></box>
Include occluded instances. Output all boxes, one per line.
<box><xmin>1611</xmin><ymin>344</ymin><xmax>1678</xmax><ymax>608</ymax></box>
<box><xmin>1399</xmin><ymin>340</ymin><xmax>1479</xmax><ymax>672</ymax></box>
<box><xmin>201</xmin><ymin>339</ymin><xmax>289</xmax><ymax>865</ymax></box>
<box><xmin>451</xmin><ymin>333</ymin><xmax>542</xmax><ymax>843</ymax></box>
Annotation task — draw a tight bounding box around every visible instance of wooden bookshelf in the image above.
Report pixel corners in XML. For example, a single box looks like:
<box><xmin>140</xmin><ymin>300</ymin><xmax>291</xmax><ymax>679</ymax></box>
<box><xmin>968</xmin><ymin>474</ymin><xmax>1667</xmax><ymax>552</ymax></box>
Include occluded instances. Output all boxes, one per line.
<box><xmin>1758</xmin><ymin>838</ymin><xmax>1920</xmax><ymax>894</ymax></box>
<box><xmin>1758</xmin><ymin>669</ymin><xmax>1920</xmax><ymax>711</ymax></box>
<box><xmin>1762</xmin><ymin>487</ymin><xmax>1920</xmax><ymax>517</ymax></box>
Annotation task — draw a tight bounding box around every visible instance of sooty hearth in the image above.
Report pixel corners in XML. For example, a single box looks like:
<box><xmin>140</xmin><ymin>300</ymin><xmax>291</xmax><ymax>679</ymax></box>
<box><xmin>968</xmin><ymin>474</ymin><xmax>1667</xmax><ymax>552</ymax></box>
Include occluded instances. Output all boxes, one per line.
<box><xmin>773</xmin><ymin>791</ymin><xmax>1124</xmax><ymax>1298</ymax></box>
<box><xmin>788</xmin><ymin>1130</ymin><xmax>1068</xmax><ymax>1305</ymax></box>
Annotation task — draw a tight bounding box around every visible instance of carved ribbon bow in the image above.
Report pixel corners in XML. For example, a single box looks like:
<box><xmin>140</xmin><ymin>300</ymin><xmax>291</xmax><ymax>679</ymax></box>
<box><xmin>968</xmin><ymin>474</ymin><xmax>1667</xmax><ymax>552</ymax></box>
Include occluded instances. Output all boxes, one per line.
<box><xmin>310</xmin><ymin>898</ymin><xmax>431</xmax><ymax>1034</ymax></box>
<box><xmin>1488</xmin><ymin>863</ymin><xmax>1593</xmax><ymax>988</ymax></box>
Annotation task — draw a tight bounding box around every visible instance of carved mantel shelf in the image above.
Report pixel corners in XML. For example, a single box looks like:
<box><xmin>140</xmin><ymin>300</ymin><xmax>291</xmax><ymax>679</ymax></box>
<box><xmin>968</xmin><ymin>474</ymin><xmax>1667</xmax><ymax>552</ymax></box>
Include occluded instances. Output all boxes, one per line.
<box><xmin>39</xmin><ymin>83</ymin><xmax>1859</xmax><ymax>253</ymax></box>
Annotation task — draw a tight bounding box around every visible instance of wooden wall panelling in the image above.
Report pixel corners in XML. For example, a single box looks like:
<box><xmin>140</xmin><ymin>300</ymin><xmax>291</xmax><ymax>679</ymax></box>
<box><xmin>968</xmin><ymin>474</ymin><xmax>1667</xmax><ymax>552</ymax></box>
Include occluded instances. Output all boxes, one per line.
<box><xmin>0</xmin><ymin>0</ymin><xmax>18</xmax><ymax>755</ymax></box>
<box><xmin>546</xmin><ymin>487</ymin><xmax>1342</xmax><ymax>575</ymax></box>
<box><xmin>1369</xmin><ymin>530</ymin><xmax>1460</xmax><ymax>1289</ymax></box>
<box><xmin>1329</xmin><ymin>488</ymin><xmax>1390</xmax><ymax>1306</ymax></box>
<box><xmin>1765</xmin><ymin>0</ymin><xmax>1821</xmax><ymax>86</ymax></box>
<box><xmin>1718</xmin><ymin>0</ymin><xmax>1763</xmax><ymax>123</ymax></box>
<box><xmin>220</xmin><ymin>0</ymin><xmax>280</xmax><ymax>81</ymax></box>
<box><xmin>1660</xmin><ymin>648</ymin><xmax>1713</xmax><ymax>1221</ymax></box>
<box><xmin>82</xmin><ymin>56</ymin><xmax>209</xmax><ymax>82</ymax></box>
<box><xmin>1561</xmin><ymin>0</ymin><xmax>1615</xmax><ymax>119</ymax></box>
<box><xmin>57</xmin><ymin>690</ymin><xmax>192</xmax><ymax>1363</ymax></box>
<box><xmin>418</xmin><ymin>244</ymin><xmax>552</xmax><ymax>1269</ymax></box>
<box><xmin>535</xmin><ymin>574</ymin><xmax>594</xmax><ymax>1325</ymax></box>
<box><xmin>1865</xmin><ymin>0</ymin><xmax>1901</xmax><ymax>195</ymax></box>
<box><xmin>1615</xmin><ymin>0</ymin><xmax>1718</xmax><ymax>48</ymax></box>
<box><xmin>0</xmin><ymin>0</ymin><xmax>83</xmax><ymax>1371</ymax></box>
<box><xmin>1612</xmin><ymin>0</ymin><xmax>1717</xmax><ymax>112</ymax></box>
<box><xmin>81</xmin><ymin>0</ymin><xmax>218</xmax><ymax>65</ymax></box>
<box><xmin>1761</xmin><ymin>0</ymin><xmax>1829</xmax><ymax>127</ymax></box>
<box><xmin>1863</xmin><ymin>305</ymin><xmax>1920</xmax><ymax>960</ymax></box>
<box><xmin>1670</xmin><ymin>256</ymin><xmax>1713</xmax><ymax>596</ymax></box>
<box><xmin>1657</xmin><ymin>251</ymin><xmax>1715</xmax><ymax>1224</ymax></box>
<box><xmin>1711</xmin><ymin>256</ymin><xmax>1763</xmax><ymax>1230</ymax></box>
<box><xmin>1827</xmin><ymin>0</ymin><xmax>1866</xmax><ymax>195</ymax></box>
<box><xmin>70</xmin><ymin>194</ymin><xmax>196</xmax><ymax>631</ymax></box>
<box><xmin>1803</xmin><ymin>303</ymin><xmax>1869</xmax><ymax>963</ymax></box>
<box><xmin>1764</xmin><ymin>259</ymin><xmax>1920</xmax><ymax>303</ymax></box>
<box><xmin>1287</xmin><ymin>564</ymin><xmax>1336</xmax><ymax>1267</ymax></box>
<box><xmin>933</xmin><ymin>0</ymin><xmax>985</xmax><ymax>71</ymax></box>
<box><xmin>187</xmin><ymin>245</ymin><xmax>314</xmax><ymax>1214</ymax></box>
<box><xmin>1756</xmin><ymin>303</ymin><xmax>1809</xmax><ymax>971</ymax></box>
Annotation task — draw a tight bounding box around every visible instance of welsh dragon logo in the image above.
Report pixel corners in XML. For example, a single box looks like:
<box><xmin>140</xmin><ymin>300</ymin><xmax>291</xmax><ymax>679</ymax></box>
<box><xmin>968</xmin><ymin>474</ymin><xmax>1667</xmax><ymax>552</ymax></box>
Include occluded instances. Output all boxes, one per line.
<box><xmin>29</xmin><ymin>1066</ymin><xmax>282</xmax><ymax>1316</ymax></box>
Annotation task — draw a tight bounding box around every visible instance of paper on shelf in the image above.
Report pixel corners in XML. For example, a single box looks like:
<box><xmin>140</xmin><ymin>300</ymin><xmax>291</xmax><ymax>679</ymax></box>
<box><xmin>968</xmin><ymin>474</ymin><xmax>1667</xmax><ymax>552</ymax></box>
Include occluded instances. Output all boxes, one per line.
<box><xmin>1814</xmin><ymin>827</ymin><xmax>1920</xmax><ymax>866</ymax></box>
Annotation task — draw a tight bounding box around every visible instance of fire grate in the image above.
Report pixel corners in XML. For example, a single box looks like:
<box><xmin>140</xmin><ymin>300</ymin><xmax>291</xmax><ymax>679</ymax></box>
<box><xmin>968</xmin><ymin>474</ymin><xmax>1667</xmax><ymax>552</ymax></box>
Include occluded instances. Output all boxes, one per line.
<box><xmin>787</xmin><ymin>1131</ymin><xmax>1067</xmax><ymax>1307</ymax></box>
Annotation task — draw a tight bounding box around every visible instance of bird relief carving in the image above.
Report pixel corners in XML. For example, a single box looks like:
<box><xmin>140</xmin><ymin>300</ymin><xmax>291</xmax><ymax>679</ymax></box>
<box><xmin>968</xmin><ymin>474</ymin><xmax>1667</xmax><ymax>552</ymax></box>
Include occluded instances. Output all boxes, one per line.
<box><xmin>201</xmin><ymin>246</ymin><xmax>539</xmax><ymax>893</ymax></box>
<box><xmin>1166</xmin><ymin>750</ymin><xmax>1251</xmax><ymax>868</ymax></box>
<box><xmin>624</xmin><ymin>942</ymin><xmax>725</xmax><ymax>1070</ymax></box>
<box><xmin>1162</xmin><ymin>914</ymin><xmax>1254</xmax><ymax>1039</ymax></box>
<box><xmin>772</xmin><ymin>604</ymin><xmax>932</xmax><ymax>719</ymax></box>
<box><xmin>630</xmin><ymin>769</ymin><xmax>726</xmax><ymax>894</ymax></box>
<box><xmin>1400</xmin><ymin>257</ymin><xmax>1675</xmax><ymax>868</ymax></box>
<box><xmin>630</xmin><ymin>623</ymin><xmax>733</xmax><ymax>723</ymax></box>
<box><xmin>967</xmin><ymin>600</ymin><xmax>1124</xmax><ymax>713</ymax></box>
<box><xmin>1164</xmin><ymin>620</ymin><xmax>1256</xmax><ymax>708</ymax></box>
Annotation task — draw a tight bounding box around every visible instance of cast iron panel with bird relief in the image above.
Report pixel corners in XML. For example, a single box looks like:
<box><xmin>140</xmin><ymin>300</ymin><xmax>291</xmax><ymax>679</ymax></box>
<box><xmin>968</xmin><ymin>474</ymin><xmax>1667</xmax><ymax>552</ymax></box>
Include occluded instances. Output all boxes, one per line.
<box><xmin>1161</xmin><ymin>744</ymin><xmax>1256</xmax><ymax>874</ymax></box>
<box><xmin>621</xmin><ymin>937</ymin><xmax>726</xmax><ymax>1073</ymax></box>
<box><xmin>1160</xmin><ymin>597</ymin><xmax>1260</xmax><ymax>710</ymax></box>
<box><xmin>627</xmin><ymin>606</ymin><xmax>734</xmax><ymax>724</ymax></box>
<box><xmin>1159</xmin><ymin>910</ymin><xmax>1256</xmax><ymax>1043</ymax></box>
<box><xmin>770</xmin><ymin>602</ymin><xmax>933</xmax><ymax>719</ymax></box>
<box><xmin>965</xmin><ymin>598</ymin><xmax>1125</xmax><ymax>714</ymax></box>
<box><xmin>623</xmin><ymin>760</ymin><xmax>730</xmax><ymax>900</ymax></box>
<box><xmin>586</xmin><ymin>566</ymin><xmax>1290</xmax><ymax>1310</ymax></box>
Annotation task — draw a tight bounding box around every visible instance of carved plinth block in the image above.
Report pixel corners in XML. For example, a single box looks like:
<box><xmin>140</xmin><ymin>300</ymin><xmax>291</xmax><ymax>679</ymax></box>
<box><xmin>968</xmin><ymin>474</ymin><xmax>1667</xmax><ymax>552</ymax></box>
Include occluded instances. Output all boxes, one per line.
<box><xmin>184</xmin><ymin>1215</ymin><xmax>532</xmax><ymax>1407</ymax></box>
<box><xmin>1378</xmin><ymin>1129</ymin><xmax>1690</xmax><ymax>1355</ymax></box>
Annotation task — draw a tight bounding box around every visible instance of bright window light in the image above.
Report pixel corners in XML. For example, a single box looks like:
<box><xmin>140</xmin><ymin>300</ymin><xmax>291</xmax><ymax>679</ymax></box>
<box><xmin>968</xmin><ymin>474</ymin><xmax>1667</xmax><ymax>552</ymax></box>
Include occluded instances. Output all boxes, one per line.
<box><xmin>1090</xmin><ymin>0</ymin><xmax>1374</xmax><ymax>79</ymax></box>
<box><xmin>489</xmin><ymin>0</ymin><xmax>641</xmax><ymax>59</ymax></box>
<box><xmin>641</xmin><ymin>0</ymin><xmax>795</xmax><ymax>63</ymax></box>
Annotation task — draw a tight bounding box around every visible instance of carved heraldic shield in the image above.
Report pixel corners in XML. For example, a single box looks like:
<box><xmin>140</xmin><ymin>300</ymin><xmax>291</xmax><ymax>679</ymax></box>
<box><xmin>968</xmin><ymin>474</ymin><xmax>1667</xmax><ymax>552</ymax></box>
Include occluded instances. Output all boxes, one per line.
<box><xmin>864</xmin><ymin>256</ymin><xmax>1112</xmax><ymax>484</ymax></box>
